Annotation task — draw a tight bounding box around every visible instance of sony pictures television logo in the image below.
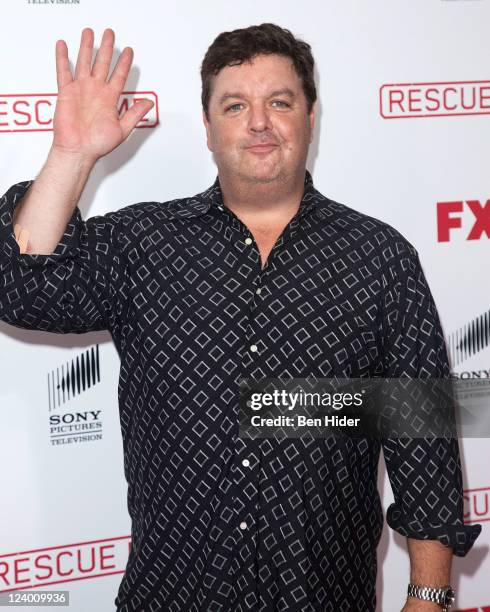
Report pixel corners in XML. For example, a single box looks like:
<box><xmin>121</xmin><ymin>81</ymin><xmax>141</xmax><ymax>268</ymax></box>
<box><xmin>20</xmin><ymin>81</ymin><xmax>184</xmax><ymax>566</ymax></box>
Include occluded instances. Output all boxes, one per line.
<box><xmin>47</xmin><ymin>345</ymin><xmax>104</xmax><ymax>446</ymax></box>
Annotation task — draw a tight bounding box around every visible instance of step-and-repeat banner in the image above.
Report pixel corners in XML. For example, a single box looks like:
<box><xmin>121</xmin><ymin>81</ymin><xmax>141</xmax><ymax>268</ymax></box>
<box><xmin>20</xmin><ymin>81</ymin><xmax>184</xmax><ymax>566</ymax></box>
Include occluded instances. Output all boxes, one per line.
<box><xmin>1</xmin><ymin>1</ymin><xmax>488</xmax><ymax>610</ymax></box>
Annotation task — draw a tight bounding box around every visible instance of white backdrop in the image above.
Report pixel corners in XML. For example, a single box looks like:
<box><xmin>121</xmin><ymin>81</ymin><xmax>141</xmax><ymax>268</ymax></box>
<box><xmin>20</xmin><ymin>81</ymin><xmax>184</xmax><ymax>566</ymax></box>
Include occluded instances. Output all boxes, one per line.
<box><xmin>0</xmin><ymin>1</ymin><xmax>488</xmax><ymax>610</ymax></box>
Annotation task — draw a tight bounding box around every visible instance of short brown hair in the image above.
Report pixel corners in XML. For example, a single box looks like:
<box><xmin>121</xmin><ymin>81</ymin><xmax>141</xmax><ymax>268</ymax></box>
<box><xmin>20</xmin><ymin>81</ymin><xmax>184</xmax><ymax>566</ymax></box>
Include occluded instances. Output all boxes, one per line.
<box><xmin>200</xmin><ymin>23</ymin><xmax>317</xmax><ymax>120</ymax></box>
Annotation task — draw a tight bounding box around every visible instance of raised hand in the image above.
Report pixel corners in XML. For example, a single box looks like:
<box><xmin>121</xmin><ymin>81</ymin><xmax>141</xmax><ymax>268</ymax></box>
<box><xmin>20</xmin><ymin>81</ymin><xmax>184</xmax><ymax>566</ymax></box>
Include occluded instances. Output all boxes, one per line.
<box><xmin>53</xmin><ymin>27</ymin><xmax>154</xmax><ymax>163</ymax></box>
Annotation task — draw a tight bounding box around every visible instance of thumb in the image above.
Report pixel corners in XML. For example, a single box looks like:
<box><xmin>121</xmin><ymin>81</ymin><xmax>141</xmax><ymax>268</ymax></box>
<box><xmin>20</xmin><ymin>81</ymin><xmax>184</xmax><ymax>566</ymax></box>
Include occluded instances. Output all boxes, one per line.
<box><xmin>120</xmin><ymin>99</ymin><xmax>154</xmax><ymax>140</ymax></box>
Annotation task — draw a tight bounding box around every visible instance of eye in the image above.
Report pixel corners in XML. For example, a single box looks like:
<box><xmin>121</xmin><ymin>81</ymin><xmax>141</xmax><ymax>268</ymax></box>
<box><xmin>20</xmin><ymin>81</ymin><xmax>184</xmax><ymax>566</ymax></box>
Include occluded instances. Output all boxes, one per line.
<box><xmin>225</xmin><ymin>103</ymin><xmax>243</xmax><ymax>112</ymax></box>
<box><xmin>272</xmin><ymin>100</ymin><xmax>291</xmax><ymax>108</ymax></box>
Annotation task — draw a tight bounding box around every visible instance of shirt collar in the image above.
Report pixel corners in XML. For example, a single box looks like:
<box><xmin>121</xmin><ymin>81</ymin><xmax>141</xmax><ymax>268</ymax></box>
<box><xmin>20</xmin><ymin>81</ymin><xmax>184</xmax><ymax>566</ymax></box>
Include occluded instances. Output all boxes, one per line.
<box><xmin>166</xmin><ymin>169</ymin><xmax>322</xmax><ymax>221</ymax></box>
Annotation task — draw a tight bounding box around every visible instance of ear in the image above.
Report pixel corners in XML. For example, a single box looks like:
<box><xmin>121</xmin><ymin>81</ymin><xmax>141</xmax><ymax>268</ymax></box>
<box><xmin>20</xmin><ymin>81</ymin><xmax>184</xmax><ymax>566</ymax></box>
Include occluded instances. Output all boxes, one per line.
<box><xmin>202</xmin><ymin>108</ymin><xmax>214</xmax><ymax>152</ymax></box>
<box><xmin>308</xmin><ymin>101</ymin><xmax>316</xmax><ymax>143</ymax></box>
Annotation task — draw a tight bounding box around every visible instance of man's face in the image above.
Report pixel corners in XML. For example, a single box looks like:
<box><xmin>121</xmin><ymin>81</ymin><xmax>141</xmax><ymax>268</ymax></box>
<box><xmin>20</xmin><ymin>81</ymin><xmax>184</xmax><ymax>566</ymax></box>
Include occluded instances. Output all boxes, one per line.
<box><xmin>202</xmin><ymin>53</ymin><xmax>315</xmax><ymax>185</ymax></box>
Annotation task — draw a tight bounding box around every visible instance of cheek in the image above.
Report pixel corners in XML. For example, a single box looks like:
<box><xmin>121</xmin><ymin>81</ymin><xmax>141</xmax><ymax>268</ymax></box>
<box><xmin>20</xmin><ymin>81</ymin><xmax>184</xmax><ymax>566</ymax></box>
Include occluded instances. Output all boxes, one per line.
<box><xmin>210</xmin><ymin>123</ymin><xmax>241</xmax><ymax>152</ymax></box>
<box><xmin>277</xmin><ymin>120</ymin><xmax>307</xmax><ymax>148</ymax></box>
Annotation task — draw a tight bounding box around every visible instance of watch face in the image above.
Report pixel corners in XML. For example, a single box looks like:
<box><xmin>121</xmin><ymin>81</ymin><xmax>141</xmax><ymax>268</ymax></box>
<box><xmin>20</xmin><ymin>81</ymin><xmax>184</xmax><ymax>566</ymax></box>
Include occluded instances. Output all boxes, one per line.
<box><xmin>444</xmin><ymin>587</ymin><xmax>455</xmax><ymax>605</ymax></box>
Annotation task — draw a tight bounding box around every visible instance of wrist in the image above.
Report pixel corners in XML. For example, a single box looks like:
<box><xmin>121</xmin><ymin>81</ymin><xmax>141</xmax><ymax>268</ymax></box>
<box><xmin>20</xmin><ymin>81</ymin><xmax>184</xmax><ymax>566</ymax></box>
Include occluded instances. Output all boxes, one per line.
<box><xmin>403</xmin><ymin>598</ymin><xmax>442</xmax><ymax>611</ymax></box>
<box><xmin>48</xmin><ymin>144</ymin><xmax>97</xmax><ymax>172</ymax></box>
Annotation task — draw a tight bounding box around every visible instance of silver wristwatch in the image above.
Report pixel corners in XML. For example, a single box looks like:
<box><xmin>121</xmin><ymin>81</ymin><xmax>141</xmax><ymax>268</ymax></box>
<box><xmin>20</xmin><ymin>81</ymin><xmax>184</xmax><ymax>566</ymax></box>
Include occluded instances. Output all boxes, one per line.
<box><xmin>407</xmin><ymin>583</ymin><xmax>455</xmax><ymax>611</ymax></box>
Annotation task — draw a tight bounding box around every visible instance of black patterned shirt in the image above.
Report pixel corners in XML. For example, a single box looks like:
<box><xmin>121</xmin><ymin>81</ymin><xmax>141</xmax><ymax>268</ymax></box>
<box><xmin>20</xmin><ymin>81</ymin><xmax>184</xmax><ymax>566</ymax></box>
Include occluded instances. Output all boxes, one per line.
<box><xmin>0</xmin><ymin>170</ymin><xmax>481</xmax><ymax>612</ymax></box>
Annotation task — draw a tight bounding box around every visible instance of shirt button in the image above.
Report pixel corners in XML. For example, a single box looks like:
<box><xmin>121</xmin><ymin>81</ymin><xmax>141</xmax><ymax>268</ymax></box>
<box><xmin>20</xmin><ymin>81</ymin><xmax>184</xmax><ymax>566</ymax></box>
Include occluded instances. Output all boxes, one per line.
<box><xmin>239</xmin><ymin>521</ymin><xmax>248</xmax><ymax>530</ymax></box>
<box><xmin>244</xmin><ymin>237</ymin><xmax>253</xmax><ymax>245</ymax></box>
<box><xmin>249</xmin><ymin>344</ymin><xmax>258</xmax><ymax>352</ymax></box>
<box><xmin>255</xmin><ymin>287</ymin><xmax>262</xmax><ymax>295</ymax></box>
<box><xmin>242</xmin><ymin>458</ymin><xmax>250</xmax><ymax>467</ymax></box>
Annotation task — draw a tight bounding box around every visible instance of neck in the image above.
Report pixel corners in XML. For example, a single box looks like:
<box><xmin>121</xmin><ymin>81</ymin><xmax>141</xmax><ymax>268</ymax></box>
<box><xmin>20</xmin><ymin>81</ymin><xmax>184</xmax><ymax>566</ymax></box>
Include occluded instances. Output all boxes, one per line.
<box><xmin>218</xmin><ymin>170</ymin><xmax>306</xmax><ymax>219</ymax></box>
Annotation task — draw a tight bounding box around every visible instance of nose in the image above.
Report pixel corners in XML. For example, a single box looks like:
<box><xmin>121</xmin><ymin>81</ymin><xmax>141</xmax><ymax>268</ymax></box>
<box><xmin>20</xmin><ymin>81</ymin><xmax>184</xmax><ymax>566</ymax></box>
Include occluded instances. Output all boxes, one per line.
<box><xmin>248</xmin><ymin>102</ymin><xmax>273</xmax><ymax>133</ymax></box>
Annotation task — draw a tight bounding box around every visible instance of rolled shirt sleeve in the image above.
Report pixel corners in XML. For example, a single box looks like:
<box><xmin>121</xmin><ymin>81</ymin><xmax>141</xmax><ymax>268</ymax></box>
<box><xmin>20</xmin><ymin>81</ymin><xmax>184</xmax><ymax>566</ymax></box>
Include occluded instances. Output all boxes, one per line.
<box><xmin>0</xmin><ymin>179</ymin><xmax>129</xmax><ymax>341</ymax></box>
<box><xmin>379</xmin><ymin>238</ymin><xmax>482</xmax><ymax>557</ymax></box>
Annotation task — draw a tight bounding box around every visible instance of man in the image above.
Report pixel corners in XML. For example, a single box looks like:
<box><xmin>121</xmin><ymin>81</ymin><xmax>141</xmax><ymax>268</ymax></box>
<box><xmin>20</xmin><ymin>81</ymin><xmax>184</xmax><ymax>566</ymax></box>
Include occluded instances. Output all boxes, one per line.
<box><xmin>0</xmin><ymin>23</ymin><xmax>481</xmax><ymax>612</ymax></box>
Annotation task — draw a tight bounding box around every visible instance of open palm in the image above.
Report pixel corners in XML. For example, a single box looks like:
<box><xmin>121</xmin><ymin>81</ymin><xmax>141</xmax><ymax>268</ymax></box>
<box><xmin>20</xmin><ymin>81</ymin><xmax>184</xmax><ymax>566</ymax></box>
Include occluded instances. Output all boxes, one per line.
<box><xmin>53</xmin><ymin>27</ymin><xmax>153</xmax><ymax>162</ymax></box>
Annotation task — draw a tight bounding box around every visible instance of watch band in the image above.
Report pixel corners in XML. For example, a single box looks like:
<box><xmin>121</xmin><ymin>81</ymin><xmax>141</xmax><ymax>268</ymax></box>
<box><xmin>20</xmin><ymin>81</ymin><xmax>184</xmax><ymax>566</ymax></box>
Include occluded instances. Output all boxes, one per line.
<box><xmin>407</xmin><ymin>583</ymin><xmax>455</xmax><ymax>611</ymax></box>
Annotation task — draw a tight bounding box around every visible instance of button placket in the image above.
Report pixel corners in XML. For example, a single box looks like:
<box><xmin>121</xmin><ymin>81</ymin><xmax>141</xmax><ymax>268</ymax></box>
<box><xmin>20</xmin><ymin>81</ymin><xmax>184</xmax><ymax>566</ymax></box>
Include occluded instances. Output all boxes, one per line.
<box><xmin>213</xmin><ymin>189</ymin><xmax>319</xmax><ymax>604</ymax></box>
<box><xmin>233</xmin><ymin>231</ymin><xmax>264</xmax><ymax>545</ymax></box>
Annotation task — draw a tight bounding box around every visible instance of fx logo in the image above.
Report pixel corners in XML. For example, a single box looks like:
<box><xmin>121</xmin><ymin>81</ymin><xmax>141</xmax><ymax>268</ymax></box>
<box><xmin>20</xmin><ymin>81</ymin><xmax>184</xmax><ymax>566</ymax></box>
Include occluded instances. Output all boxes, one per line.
<box><xmin>437</xmin><ymin>199</ymin><xmax>490</xmax><ymax>242</ymax></box>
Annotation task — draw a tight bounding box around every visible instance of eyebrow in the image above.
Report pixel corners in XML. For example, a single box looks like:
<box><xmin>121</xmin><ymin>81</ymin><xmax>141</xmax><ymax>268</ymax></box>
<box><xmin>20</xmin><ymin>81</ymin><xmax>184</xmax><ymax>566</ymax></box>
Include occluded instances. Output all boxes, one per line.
<box><xmin>218</xmin><ymin>88</ymin><xmax>296</xmax><ymax>106</ymax></box>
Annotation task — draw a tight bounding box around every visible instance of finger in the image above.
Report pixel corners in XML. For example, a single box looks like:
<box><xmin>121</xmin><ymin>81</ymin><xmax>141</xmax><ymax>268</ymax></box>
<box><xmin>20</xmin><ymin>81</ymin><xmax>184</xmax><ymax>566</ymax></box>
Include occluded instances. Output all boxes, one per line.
<box><xmin>74</xmin><ymin>27</ymin><xmax>94</xmax><ymax>80</ymax></box>
<box><xmin>92</xmin><ymin>27</ymin><xmax>115</xmax><ymax>81</ymax></box>
<box><xmin>55</xmin><ymin>39</ymin><xmax>73</xmax><ymax>90</ymax></box>
<box><xmin>119</xmin><ymin>99</ymin><xmax>154</xmax><ymax>140</ymax></box>
<box><xmin>108</xmin><ymin>47</ymin><xmax>133</xmax><ymax>95</ymax></box>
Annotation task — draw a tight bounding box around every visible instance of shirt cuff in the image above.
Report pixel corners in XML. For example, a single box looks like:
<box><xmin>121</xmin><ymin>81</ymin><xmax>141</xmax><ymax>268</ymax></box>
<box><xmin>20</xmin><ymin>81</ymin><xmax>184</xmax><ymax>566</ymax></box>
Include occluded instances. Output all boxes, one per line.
<box><xmin>386</xmin><ymin>502</ymin><xmax>482</xmax><ymax>557</ymax></box>
<box><xmin>0</xmin><ymin>179</ymin><xmax>83</xmax><ymax>266</ymax></box>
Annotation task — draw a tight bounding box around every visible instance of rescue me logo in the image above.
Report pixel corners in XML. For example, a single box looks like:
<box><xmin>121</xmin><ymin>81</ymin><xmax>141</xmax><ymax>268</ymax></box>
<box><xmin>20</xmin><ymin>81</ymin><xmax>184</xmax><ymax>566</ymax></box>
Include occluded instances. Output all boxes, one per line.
<box><xmin>380</xmin><ymin>80</ymin><xmax>490</xmax><ymax>119</ymax></box>
<box><xmin>0</xmin><ymin>91</ymin><xmax>158</xmax><ymax>132</ymax></box>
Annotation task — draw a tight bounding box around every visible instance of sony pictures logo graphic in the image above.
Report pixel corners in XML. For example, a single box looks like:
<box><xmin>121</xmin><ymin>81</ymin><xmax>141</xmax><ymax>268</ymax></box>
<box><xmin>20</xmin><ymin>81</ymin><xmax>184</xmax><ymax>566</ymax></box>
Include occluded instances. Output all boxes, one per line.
<box><xmin>448</xmin><ymin>308</ymin><xmax>490</xmax><ymax>370</ymax></box>
<box><xmin>448</xmin><ymin>308</ymin><xmax>490</xmax><ymax>444</ymax></box>
<box><xmin>48</xmin><ymin>344</ymin><xmax>103</xmax><ymax>446</ymax></box>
